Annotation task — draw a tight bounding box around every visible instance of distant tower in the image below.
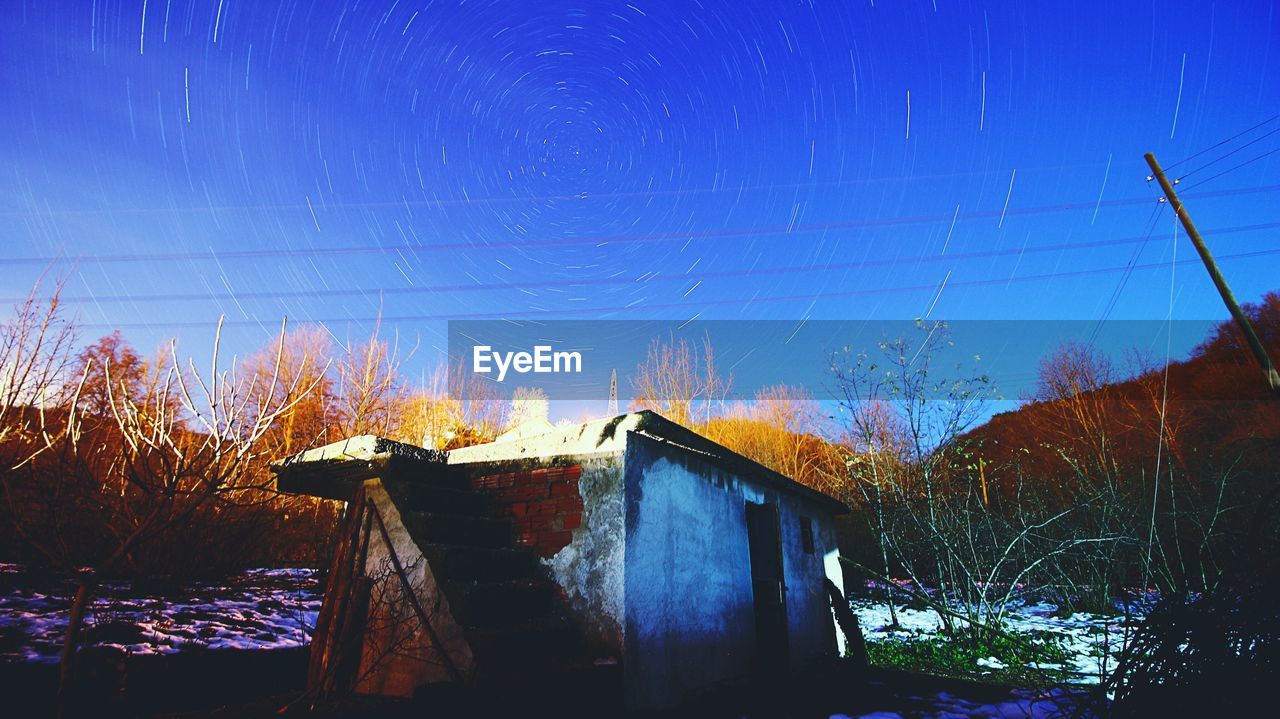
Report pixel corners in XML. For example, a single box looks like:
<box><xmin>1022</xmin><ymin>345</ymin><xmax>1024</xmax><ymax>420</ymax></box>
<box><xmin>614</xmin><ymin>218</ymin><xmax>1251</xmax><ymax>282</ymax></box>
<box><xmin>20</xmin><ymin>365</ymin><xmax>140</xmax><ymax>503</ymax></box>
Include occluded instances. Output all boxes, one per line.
<box><xmin>608</xmin><ymin>369</ymin><xmax>618</xmax><ymax>417</ymax></box>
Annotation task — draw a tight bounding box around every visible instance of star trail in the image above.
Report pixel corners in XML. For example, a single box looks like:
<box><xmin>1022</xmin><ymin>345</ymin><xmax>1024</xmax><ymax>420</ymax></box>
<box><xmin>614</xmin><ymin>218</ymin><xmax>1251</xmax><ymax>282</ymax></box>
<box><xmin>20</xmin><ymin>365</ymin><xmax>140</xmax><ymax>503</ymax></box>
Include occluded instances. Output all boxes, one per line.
<box><xmin>1</xmin><ymin>0</ymin><xmax>1278</xmax><ymax>368</ymax></box>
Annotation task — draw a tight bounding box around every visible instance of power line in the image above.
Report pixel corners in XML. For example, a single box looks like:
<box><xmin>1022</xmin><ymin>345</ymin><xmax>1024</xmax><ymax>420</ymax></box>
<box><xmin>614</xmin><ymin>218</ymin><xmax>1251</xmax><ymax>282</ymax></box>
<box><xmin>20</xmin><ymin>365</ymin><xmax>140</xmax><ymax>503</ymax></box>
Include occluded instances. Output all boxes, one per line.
<box><xmin>1163</xmin><ymin>113</ymin><xmax>1280</xmax><ymax>171</ymax></box>
<box><xmin>1180</xmin><ymin>146</ymin><xmax>1280</xmax><ymax>192</ymax></box>
<box><xmin>0</xmin><ymin>163</ymin><xmax>1111</xmax><ymax>220</ymax></box>
<box><xmin>14</xmin><ymin>220</ymin><xmax>1279</xmax><ymax>306</ymax></box>
<box><xmin>76</xmin><ymin>245</ymin><xmax>1280</xmax><ymax>330</ymax></box>
<box><xmin>1088</xmin><ymin>200</ymin><xmax>1168</xmax><ymax>347</ymax></box>
<box><xmin>4</xmin><ymin>183</ymin><xmax>1279</xmax><ymax>267</ymax></box>
<box><xmin>1174</xmin><ymin>125</ymin><xmax>1280</xmax><ymax>180</ymax></box>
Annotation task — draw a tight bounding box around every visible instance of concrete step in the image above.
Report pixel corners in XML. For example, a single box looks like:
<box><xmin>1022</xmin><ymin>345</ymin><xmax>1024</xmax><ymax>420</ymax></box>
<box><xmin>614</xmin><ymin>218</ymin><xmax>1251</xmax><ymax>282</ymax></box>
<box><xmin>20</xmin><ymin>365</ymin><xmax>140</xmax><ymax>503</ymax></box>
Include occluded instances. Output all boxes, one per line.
<box><xmin>419</xmin><ymin>543</ymin><xmax>541</xmax><ymax>583</ymax></box>
<box><xmin>443</xmin><ymin>579</ymin><xmax>557</xmax><ymax>628</ymax></box>
<box><xmin>404</xmin><ymin>512</ymin><xmax>511</xmax><ymax>549</ymax></box>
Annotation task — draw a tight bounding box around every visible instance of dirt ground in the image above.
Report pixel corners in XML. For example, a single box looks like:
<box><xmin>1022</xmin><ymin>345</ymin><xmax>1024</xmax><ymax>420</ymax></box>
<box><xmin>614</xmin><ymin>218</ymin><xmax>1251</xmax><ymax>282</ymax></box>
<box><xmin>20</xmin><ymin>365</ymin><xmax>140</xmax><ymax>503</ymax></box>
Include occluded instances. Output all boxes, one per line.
<box><xmin>1</xmin><ymin>649</ymin><xmax>1099</xmax><ymax>718</ymax></box>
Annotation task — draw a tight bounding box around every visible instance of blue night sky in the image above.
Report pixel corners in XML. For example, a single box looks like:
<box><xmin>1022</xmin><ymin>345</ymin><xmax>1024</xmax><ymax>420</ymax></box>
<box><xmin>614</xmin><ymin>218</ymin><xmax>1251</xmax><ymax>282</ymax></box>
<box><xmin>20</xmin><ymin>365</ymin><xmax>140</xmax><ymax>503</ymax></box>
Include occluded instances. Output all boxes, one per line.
<box><xmin>1</xmin><ymin>1</ymin><xmax>1278</xmax><ymax>394</ymax></box>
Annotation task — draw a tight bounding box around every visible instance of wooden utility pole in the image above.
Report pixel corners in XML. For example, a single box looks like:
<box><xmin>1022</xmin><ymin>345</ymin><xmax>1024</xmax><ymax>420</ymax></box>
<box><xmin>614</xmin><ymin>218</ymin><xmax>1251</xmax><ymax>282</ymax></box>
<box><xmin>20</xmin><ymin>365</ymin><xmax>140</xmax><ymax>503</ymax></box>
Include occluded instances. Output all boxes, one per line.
<box><xmin>1144</xmin><ymin>152</ymin><xmax>1280</xmax><ymax>392</ymax></box>
<box><xmin>608</xmin><ymin>368</ymin><xmax>618</xmax><ymax>417</ymax></box>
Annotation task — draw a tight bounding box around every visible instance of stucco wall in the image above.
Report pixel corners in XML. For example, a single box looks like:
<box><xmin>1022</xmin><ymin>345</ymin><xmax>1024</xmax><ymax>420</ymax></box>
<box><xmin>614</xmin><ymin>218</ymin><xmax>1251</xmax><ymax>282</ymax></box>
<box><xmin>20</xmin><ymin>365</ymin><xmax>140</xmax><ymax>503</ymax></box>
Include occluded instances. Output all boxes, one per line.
<box><xmin>621</xmin><ymin>434</ymin><xmax>841</xmax><ymax>710</ymax></box>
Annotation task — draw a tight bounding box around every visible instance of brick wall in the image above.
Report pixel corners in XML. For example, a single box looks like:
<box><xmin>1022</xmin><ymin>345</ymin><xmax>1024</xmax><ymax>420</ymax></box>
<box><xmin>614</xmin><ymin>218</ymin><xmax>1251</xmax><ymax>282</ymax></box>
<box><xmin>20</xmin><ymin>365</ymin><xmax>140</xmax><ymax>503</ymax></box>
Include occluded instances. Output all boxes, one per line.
<box><xmin>471</xmin><ymin>465</ymin><xmax>584</xmax><ymax>558</ymax></box>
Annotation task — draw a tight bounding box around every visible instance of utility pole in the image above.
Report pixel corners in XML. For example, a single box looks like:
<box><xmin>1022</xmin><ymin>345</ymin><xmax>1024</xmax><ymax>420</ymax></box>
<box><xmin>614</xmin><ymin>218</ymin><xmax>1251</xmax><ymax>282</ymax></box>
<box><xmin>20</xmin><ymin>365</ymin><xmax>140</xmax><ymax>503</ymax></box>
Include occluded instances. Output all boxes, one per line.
<box><xmin>1144</xmin><ymin>152</ymin><xmax>1280</xmax><ymax>392</ymax></box>
<box><xmin>608</xmin><ymin>368</ymin><xmax>618</xmax><ymax>417</ymax></box>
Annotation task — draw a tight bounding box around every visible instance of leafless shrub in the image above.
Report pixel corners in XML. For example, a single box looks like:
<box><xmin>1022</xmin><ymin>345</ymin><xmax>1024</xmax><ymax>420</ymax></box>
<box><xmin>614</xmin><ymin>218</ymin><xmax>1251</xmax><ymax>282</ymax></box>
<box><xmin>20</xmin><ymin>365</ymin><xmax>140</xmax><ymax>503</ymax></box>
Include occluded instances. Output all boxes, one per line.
<box><xmin>832</xmin><ymin>321</ymin><xmax>1124</xmax><ymax>638</ymax></box>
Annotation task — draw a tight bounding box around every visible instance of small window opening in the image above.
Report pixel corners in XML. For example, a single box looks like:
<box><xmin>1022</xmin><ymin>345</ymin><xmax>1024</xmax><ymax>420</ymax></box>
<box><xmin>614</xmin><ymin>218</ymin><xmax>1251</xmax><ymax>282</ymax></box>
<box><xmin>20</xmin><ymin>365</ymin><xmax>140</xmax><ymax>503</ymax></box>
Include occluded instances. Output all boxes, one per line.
<box><xmin>800</xmin><ymin>516</ymin><xmax>815</xmax><ymax>554</ymax></box>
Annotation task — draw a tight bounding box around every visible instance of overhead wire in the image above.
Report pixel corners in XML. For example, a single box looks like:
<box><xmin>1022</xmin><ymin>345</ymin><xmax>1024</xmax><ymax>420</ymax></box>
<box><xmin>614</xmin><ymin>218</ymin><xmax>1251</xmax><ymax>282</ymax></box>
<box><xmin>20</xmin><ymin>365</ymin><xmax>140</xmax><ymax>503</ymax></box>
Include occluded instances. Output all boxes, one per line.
<box><xmin>1161</xmin><ymin>113</ymin><xmax>1280</xmax><ymax>171</ymax></box>
<box><xmin>1179</xmin><ymin>145</ymin><xmax>1280</xmax><ymax>193</ymax></box>
<box><xmin>1173</xmin><ymin>125</ymin><xmax>1280</xmax><ymax>181</ymax></box>
<box><xmin>2</xmin><ymin>183</ymin><xmax>1279</xmax><ymax>266</ymax></box>
<box><xmin>73</xmin><ymin>244</ymin><xmax>1280</xmax><ymax>330</ymax></box>
<box><xmin>12</xmin><ymin>220</ymin><xmax>1277</xmax><ymax>306</ymax></box>
<box><xmin>1087</xmin><ymin>174</ymin><xmax>1168</xmax><ymax>347</ymax></box>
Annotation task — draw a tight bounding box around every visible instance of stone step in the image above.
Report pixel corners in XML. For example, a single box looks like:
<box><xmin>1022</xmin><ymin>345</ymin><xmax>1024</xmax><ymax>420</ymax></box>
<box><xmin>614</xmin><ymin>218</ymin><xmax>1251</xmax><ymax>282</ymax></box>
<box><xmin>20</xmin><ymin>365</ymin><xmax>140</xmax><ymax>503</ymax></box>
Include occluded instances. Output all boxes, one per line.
<box><xmin>393</xmin><ymin>482</ymin><xmax>489</xmax><ymax>516</ymax></box>
<box><xmin>443</xmin><ymin>579</ymin><xmax>558</xmax><ymax>628</ymax></box>
<box><xmin>465</xmin><ymin>612</ymin><xmax>582</xmax><ymax>676</ymax></box>
<box><xmin>405</xmin><ymin>464</ymin><xmax>473</xmax><ymax>491</ymax></box>
<box><xmin>419</xmin><ymin>543</ymin><xmax>542</xmax><ymax>583</ymax></box>
<box><xmin>403</xmin><ymin>511</ymin><xmax>511</xmax><ymax>549</ymax></box>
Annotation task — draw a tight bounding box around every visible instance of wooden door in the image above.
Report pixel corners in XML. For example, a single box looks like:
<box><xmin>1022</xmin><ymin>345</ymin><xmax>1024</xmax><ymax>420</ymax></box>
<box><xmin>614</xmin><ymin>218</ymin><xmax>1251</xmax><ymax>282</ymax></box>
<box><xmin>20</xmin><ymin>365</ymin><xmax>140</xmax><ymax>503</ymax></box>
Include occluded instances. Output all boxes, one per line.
<box><xmin>745</xmin><ymin>501</ymin><xmax>789</xmax><ymax>674</ymax></box>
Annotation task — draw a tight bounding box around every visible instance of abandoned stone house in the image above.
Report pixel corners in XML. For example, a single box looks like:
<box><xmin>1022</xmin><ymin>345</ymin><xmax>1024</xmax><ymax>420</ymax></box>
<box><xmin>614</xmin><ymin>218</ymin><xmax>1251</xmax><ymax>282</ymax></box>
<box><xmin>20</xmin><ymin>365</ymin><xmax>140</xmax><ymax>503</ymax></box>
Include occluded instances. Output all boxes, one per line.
<box><xmin>272</xmin><ymin>410</ymin><xmax>849</xmax><ymax>711</ymax></box>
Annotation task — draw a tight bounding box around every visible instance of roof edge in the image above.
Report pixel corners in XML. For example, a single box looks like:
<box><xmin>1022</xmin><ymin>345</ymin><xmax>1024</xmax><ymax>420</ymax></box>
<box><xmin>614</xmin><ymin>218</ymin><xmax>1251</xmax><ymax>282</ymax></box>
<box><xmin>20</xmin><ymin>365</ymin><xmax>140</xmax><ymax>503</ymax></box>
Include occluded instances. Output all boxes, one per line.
<box><xmin>626</xmin><ymin>411</ymin><xmax>849</xmax><ymax>515</ymax></box>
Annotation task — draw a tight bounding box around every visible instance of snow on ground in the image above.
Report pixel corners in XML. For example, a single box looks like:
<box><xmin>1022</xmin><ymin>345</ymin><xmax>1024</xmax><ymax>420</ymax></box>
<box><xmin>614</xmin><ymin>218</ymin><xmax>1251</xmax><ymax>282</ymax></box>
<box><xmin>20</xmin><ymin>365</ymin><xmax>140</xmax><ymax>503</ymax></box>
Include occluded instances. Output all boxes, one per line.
<box><xmin>852</xmin><ymin>593</ymin><xmax>1143</xmax><ymax>684</ymax></box>
<box><xmin>0</xmin><ymin>565</ymin><xmax>320</xmax><ymax>662</ymax></box>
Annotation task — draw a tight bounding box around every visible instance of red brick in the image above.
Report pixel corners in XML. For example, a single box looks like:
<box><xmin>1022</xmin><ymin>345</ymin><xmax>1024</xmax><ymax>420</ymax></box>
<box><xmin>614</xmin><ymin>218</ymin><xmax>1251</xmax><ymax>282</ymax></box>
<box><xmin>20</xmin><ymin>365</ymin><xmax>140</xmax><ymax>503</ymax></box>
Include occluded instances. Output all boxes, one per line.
<box><xmin>507</xmin><ymin>485</ymin><xmax>549</xmax><ymax>501</ymax></box>
<box><xmin>549</xmin><ymin>481</ymin><xmax>578</xmax><ymax>498</ymax></box>
<box><xmin>562</xmin><ymin>513</ymin><xmax>582</xmax><ymax>531</ymax></box>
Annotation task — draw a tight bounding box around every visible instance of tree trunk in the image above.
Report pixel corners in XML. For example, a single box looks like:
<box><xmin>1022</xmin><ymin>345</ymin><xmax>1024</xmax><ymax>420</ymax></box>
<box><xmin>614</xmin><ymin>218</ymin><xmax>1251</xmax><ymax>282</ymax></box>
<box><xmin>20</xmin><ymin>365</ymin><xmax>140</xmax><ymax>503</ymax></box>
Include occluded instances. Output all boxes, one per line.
<box><xmin>881</xmin><ymin>540</ymin><xmax>900</xmax><ymax>628</ymax></box>
<box><xmin>827</xmin><ymin>578</ymin><xmax>868</xmax><ymax>668</ymax></box>
<box><xmin>57</xmin><ymin>576</ymin><xmax>96</xmax><ymax>718</ymax></box>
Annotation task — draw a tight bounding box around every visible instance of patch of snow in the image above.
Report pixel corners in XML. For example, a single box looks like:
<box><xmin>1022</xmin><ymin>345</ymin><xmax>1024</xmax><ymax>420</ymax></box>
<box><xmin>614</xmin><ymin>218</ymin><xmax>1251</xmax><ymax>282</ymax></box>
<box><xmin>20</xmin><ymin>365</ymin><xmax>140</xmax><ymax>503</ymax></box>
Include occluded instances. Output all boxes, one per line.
<box><xmin>0</xmin><ymin>568</ymin><xmax>320</xmax><ymax>663</ymax></box>
<box><xmin>852</xmin><ymin>592</ymin><xmax>1143</xmax><ymax>684</ymax></box>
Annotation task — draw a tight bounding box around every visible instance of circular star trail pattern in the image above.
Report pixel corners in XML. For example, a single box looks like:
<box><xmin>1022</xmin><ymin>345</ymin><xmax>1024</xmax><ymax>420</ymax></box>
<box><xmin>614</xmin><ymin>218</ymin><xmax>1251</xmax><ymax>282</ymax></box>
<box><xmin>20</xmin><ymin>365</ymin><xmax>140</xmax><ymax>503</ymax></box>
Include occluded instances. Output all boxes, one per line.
<box><xmin>0</xmin><ymin>0</ymin><xmax>1278</xmax><ymax>358</ymax></box>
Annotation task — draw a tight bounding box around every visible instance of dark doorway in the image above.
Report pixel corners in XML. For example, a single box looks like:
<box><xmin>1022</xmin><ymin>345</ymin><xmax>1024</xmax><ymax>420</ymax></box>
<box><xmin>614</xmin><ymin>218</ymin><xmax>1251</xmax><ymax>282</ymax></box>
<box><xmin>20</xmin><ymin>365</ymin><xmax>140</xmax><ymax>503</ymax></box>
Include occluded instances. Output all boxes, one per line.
<box><xmin>745</xmin><ymin>501</ymin><xmax>789</xmax><ymax>675</ymax></box>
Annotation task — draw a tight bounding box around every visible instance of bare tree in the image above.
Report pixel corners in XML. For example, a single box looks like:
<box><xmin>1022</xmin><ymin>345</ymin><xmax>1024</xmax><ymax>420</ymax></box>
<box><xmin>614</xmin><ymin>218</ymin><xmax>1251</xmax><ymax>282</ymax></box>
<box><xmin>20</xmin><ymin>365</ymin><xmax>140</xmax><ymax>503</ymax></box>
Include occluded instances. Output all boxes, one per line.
<box><xmin>0</xmin><ymin>279</ymin><xmax>77</xmax><ymax>450</ymax></box>
<box><xmin>630</xmin><ymin>333</ymin><xmax>729</xmax><ymax>427</ymax></box>
<box><xmin>335</xmin><ymin>321</ymin><xmax>413</xmax><ymax>438</ymax></box>
<box><xmin>5</xmin><ymin>315</ymin><xmax>323</xmax><ymax>714</ymax></box>
<box><xmin>445</xmin><ymin>359</ymin><xmax>510</xmax><ymax>446</ymax></box>
<box><xmin>394</xmin><ymin>367</ymin><xmax>462</xmax><ymax>450</ymax></box>
<box><xmin>244</xmin><ymin>326</ymin><xmax>336</xmax><ymax>458</ymax></box>
<box><xmin>702</xmin><ymin>385</ymin><xmax>846</xmax><ymax>496</ymax></box>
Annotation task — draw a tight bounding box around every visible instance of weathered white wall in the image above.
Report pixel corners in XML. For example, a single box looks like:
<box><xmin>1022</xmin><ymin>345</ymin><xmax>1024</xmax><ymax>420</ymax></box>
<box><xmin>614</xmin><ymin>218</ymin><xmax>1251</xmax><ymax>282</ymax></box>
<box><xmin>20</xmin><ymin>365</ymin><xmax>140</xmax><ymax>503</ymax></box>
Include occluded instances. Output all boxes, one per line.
<box><xmin>622</xmin><ymin>435</ymin><xmax>755</xmax><ymax>710</ymax></box>
<box><xmin>621</xmin><ymin>434</ymin><xmax>841</xmax><ymax>710</ymax></box>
